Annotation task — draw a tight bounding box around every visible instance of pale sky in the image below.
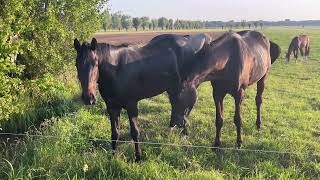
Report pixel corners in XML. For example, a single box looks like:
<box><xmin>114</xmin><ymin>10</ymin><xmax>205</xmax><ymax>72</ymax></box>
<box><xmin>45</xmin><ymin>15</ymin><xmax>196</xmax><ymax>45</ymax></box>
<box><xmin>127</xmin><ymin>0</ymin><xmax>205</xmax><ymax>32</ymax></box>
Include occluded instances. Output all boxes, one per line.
<box><xmin>108</xmin><ymin>0</ymin><xmax>320</xmax><ymax>21</ymax></box>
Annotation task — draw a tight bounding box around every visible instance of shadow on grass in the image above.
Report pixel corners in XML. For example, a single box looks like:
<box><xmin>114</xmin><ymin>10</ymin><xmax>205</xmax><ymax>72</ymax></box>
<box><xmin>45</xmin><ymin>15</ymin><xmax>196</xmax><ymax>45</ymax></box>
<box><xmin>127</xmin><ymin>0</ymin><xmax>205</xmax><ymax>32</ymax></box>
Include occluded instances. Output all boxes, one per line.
<box><xmin>1</xmin><ymin>95</ymin><xmax>82</xmax><ymax>134</ymax></box>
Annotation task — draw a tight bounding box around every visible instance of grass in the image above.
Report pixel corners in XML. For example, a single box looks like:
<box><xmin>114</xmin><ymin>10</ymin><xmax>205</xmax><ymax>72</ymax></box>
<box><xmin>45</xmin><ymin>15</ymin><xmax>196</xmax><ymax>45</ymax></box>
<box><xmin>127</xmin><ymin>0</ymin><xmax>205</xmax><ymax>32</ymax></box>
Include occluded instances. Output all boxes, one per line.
<box><xmin>1</xmin><ymin>28</ymin><xmax>320</xmax><ymax>179</ymax></box>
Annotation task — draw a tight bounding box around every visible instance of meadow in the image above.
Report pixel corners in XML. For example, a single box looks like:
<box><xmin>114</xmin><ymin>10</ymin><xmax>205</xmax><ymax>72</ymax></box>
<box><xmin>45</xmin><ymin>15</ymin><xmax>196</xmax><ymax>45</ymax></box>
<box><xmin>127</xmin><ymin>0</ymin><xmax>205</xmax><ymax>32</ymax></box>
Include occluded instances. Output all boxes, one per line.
<box><xmin>1</xmin><ymin>28</ymin><xmax>320</xmax><ymax>179</ymax></box>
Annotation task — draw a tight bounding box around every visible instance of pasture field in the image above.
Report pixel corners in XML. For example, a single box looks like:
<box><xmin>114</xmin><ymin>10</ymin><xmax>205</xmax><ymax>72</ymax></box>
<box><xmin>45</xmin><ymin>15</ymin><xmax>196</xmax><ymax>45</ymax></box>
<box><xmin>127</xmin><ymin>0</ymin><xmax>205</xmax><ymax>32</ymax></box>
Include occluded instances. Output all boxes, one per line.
<box><xmin>1</xmin><ymin>28</ymin><xmax>320</xmax><ymax>179</ymax></box>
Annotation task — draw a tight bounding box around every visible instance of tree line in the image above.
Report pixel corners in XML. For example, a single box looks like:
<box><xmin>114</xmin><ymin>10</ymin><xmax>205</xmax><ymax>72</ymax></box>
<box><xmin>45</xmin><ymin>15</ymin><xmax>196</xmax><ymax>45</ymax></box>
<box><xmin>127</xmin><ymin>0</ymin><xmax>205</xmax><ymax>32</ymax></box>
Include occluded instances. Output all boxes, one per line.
<box><xmin>101</xmin><ymin>11</ymin><xmax>205</xmax><ymax>31</ymax></box>
<box><xmin>205</xmin><ymin>20</ymin><xmax>264</xmax><ymax>29</ymax></box>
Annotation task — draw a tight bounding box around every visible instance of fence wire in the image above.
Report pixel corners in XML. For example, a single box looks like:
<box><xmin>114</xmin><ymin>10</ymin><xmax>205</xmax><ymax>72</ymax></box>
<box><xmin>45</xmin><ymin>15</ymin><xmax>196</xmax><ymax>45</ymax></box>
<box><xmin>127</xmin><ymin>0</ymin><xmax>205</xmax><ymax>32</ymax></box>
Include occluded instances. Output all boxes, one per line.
<box><xmin>0</xmin><ymin>132</ymin><xmax>319</xmax><ymax>157</ymax></box>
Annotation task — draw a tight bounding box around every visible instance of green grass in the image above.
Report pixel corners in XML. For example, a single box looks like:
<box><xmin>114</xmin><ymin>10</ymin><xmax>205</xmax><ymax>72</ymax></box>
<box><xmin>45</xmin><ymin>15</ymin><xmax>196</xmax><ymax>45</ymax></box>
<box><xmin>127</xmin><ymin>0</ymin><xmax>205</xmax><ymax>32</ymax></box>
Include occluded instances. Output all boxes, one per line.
<box><xmin>1</xmin><ymin>28</ymin><xmax>320</xmax><ymax>179</ymax></box>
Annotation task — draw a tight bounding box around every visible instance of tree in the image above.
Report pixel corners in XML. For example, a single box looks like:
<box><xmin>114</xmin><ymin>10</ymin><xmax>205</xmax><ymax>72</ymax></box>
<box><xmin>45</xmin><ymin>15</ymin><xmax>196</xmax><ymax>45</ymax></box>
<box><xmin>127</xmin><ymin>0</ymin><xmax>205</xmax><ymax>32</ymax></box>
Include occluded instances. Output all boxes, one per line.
<box><xmin>121</xmin><ymin>15</ymin><xmax>132</xmax><ymax>31</ymax></box>
<box><xmin>112</xmin><ymin>12</ymin><xmax>122</xmax><ymax>31</ymax></box>
<box><xmin>141</xmin><ymin>17</ymin><xmax>150</xmax><ymax>31</ymax></box>
<box><xmin>158</xmin><ymin>17</ymin><xmax>168</xmax><ymax>30</ymax></box>
<box><xmin>174</xmin><ymin>19</ymin><xmax>181</xmax><ymax>29</ymax></box>
<box><xmin>259</xmin><ymin>21</ymin><xmax>264</xmax><ymax>29</ymax></box>
<box><xmin>241</xmin><ymin>20</ymin><xmax>246</xmax><ymax>29</ymax></box>
<box><xmin>168</xmin><ymin>19</ymin><xmax>174</xmax><ymax>30</ymax></box>
<box><xmin>148</xmin><ymin>22</ymin><xmax>152</xmax><ymax>30</ymax></box>
<box><xmin>101</xmin><ymin>10</ymin><xmax>112</xmax><ymax>31</ymax></box>
<box><xmin>253</xmin><ymin>21</ymin><xmax>259</xmax><ymax>28</ymax></box>
<box><xmin>132</xmin><ymin>17</ymin><xmax>141</xmax><ymax>31</ymax></box>
<box><xmin>151</xmin><ymin>19</ymin><xmax>158</xmax><ymax>30</ymax></box>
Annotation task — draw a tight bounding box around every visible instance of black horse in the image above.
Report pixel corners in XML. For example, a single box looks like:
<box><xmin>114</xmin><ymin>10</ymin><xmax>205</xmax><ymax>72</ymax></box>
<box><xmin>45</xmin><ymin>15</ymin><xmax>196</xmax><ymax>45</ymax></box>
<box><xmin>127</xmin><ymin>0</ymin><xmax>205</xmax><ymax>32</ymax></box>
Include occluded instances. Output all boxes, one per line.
<box><xmin>173</xmin><ymin>30</ymin><xmax>280</xmax><ymax>148</ymax></box>
<box><xmin>73</xmin><ymin>33</ymin><xmax>211</xmax><ymax>161</ymax></box>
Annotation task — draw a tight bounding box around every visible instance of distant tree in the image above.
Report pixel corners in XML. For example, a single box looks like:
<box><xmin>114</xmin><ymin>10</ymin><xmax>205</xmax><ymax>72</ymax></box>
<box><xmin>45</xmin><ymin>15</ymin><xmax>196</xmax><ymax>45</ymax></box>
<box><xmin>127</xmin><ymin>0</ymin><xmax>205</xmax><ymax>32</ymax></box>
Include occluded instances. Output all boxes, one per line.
<box><xmin>174</xmin><ymin>19</ymin><xmax>181</xmax><ymax>29</ymax></box>
<box><xmin>151</xmin><ymin>19</ymin><xmax>158</xmax><ymax>30</ymax></box>
<box><xmin>158</xmin><ymin>17</ymin><xmax>168</xmax><ymax>30</ymax></box>
<box><xmin>259</xmin><ymin>21</ymin><xmax>264</xmax><ymax>29</ymax></box>
<box><xmin>101</xmin><ymin>10</ymin><xmax>111</xmax><ymax>31</ymax></box>
<box><xmin>111</xmin><ymin>12</ymin><xmax>122</xmax><ymax>31</ymax></box>
<box><xmin>132</xmin><ymin>17</ymin><xmax>141</xmax><ymax>31</ymax></box>
<box><xmin>121</xmin><ymin>15</ymin><xmax>132</xmax><ymax>31</ymax></box>
<box><xmin>241</xmin><ymin>20</ymin><xmax>246</xmax><ymax>29</ymax></box>
<box><xmin>248</xmin><ymin>22</ymin><xmax>252</xmax><ymax>29</ymax></box>
<box><xmin>168</xmin><ymin>19</ymin><xmax>174</xmax><ymax>30</ymax></box>
<box><xmin>227</xmin><ymin>20</ymin><xmax>234</xmax><ymax>29</ymax></box>
<box><xmin>253</xmin><ymin>21</ymin><xmax>259</xmax><ymax>28</ymax></box>
<box><xmin>141</xmin><ymin>17</ymin><xmax>150</xmax><ymax>31</ymax></box>
<box><xmin>148</xmin><ymin>22</ymin><xmax>152</xmax><ymax>30</ymax></box>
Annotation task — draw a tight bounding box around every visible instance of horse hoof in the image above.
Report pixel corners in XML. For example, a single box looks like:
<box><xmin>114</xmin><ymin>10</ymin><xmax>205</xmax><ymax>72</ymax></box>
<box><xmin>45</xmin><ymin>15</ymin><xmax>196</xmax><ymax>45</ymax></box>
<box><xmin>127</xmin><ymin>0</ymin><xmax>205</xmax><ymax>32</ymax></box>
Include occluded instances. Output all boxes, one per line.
<box><xmin>256</xmin><ymin>123</ymin><xmax>261</xmax><ymax>130</ymax></box>
<box><xmin>169</xmin><ymin>126</ymin><xmax>176</xmax><ymax>134</ymax></box>
<box><xmin>135</xmin><ymin>155</ymin><xmax>142</xmax><ymax>162</ymax></box>
<box><xmin>236</xmin><ymin>142</ymin><xmax>242</xmax><ymax>149</ymax></box>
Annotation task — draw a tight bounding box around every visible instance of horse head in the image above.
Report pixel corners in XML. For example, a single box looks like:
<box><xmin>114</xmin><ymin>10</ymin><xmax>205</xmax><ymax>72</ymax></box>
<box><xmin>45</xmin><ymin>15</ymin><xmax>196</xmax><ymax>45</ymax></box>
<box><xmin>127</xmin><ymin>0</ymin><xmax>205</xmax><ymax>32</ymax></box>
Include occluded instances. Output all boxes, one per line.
<box><xmin>170</xmin><ymin>83</ymin><xmax>198</xmax><ymax>128</ymax></box>
<box><xmin>74</xmin><ymin>38</ymin><xmax>99</xmax><ymax>105</ymax></box>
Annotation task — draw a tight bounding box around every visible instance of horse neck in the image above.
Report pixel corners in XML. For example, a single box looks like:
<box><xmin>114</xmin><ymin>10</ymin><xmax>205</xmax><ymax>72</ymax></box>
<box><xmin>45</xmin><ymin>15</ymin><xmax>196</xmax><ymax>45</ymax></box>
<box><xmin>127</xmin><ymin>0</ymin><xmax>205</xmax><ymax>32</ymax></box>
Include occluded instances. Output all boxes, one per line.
<box><xmin>287</xmin><ymin>43</ymin><xmax>294</xmax><ymax>57</ymax></box>
<box><xmin>97</xmin><ymin>44</ymin><xmax>126</xmax><ymax>82</ymax></box>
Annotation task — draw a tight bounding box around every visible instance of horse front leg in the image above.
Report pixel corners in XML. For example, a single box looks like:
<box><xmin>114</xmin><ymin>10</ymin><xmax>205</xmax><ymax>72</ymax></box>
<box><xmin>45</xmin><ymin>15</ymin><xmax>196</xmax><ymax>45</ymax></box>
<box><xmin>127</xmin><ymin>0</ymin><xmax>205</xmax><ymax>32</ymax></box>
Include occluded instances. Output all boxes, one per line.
<box><xmin>126</xmin><ymin>102</ymin><xmax>141</xmax><ymax>162</ymax></box>
<box><xmin>107</xmin><ymin>106</ymin><xmax>121</xmax><ymax>153</ymax></box>
<box><xmin>234</xmin><ymin>88</ymin><xmax>244</xmax><ymax>148</ymax></box>
<box><xmin>294</xmin><ymin>49</ymin><xmax>298</xmax><ymax>63</ymax></box>
<box><xmin>256</xmin><ymin>75</ymin><xmax>266</xmax><ymax>129</ymax></box>
<box><xmin>212</xmin><ymin>87</ymin><xmax>226</xmax><ymax>148</ymax></box>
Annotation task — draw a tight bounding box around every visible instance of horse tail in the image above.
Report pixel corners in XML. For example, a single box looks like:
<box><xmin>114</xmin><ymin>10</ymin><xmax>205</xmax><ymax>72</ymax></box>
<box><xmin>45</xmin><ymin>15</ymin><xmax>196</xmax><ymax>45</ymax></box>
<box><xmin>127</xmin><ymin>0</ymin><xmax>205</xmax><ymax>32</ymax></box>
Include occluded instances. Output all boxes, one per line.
<box><xmin>269</xmin><ymin>40</ymin><xmax>281</xmax><ymax>64</ymax></box>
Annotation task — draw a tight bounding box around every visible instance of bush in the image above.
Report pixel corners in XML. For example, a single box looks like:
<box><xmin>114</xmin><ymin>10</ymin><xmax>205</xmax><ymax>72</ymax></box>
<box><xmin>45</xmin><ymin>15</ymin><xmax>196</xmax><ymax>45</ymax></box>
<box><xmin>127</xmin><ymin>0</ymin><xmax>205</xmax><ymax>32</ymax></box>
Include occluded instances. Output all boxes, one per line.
<box><xmin>0</xmin><ymin>0</ymin><xmax>109</xmax><ymax>132</ymax></box>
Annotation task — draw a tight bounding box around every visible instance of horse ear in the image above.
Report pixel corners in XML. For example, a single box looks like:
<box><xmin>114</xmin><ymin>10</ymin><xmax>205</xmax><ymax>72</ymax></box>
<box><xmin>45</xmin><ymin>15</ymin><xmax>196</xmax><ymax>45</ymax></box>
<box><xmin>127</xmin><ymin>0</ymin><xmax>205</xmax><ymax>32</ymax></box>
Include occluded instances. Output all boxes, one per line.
<box><xmin>91</xmin><ymin>38</ymin><xmax>98</xmax><ymax>50</ymax></box>
<box><xmin>74</xmin><ymin>38</ymin><xmax>81</xmax><ymax>52</ymax></box>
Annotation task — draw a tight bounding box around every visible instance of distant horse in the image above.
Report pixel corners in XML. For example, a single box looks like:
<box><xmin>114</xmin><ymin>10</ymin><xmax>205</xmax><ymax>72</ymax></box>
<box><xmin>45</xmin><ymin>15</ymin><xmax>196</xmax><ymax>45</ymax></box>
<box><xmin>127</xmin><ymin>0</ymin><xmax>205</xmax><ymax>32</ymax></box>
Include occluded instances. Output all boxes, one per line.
<box><xmin>285</xmin><ymin>34</ymin><xmax>310</xmax><ymax>63</ymax></box>
<box><xmin>73</xmin><ymin>33</ymin><xmax>211</xmax><ymax>161</ymax></box>
<box><xmin>174</xmin><ymin>30</ymin><xmax>280</xmax><ymax>148</ymax></box>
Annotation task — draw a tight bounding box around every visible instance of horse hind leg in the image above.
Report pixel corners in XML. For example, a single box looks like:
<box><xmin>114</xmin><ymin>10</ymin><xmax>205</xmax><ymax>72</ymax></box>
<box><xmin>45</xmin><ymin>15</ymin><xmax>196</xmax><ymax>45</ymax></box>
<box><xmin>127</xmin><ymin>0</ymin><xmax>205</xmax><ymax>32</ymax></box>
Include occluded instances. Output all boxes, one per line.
<box><xmin>305</xmin><ymin>46</ymin><xmax>309</xmax><ymax>60</ymax></box>
<box><xmin>233</xmin><ymin>88</ymin><xmax>245</xmax><ymax>148</ymax></box>
<box><xmin>256</xmin><ymin>75</ymin><xmax>266</xmax><ymax>130</ymax></box>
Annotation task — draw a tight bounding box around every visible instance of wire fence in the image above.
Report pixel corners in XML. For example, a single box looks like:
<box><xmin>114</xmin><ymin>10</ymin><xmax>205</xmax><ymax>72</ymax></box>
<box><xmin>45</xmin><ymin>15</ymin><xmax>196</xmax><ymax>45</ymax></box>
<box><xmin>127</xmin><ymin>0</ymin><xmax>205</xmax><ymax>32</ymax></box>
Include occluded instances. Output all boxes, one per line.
<box><xmin>0</xmin><ymin>132</ymin><xmax>319</xmax><ymax>157</ymax></box>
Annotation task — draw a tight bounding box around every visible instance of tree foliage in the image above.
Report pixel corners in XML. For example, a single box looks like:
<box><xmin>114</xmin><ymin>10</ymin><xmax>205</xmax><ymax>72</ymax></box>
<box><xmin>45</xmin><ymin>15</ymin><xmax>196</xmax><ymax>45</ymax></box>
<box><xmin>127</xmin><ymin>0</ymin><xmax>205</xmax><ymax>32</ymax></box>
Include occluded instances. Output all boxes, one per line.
<box><xmin>101</xmin><ymin>10</ymin><xmax>112</xmax><ymax>31</ymax></box>
<box><xmin>158</xmin><ymin>17</ymin><xmax>168</xmax><ymax>30</ymax></box>
<box><xmin>0</xmin><ymin>0</ymin><xmax>108</xmax><ymax>122</ymax></box>
<box><xmin>121</xmin><ymin>15</ymin><xmax>132</xmax><ymax>31</ymax></box>
<box><xmin>140</xmin><ymin>17</ymin><xmax>150</xmax><ymax>31</ymax></box>
<box><xmin>111</xmin><ymin>12</ymin><xmax>122</xmax><ymax>31</ymax></box>
<box><xmin>132</xmin><ymin>17</ymin><xmax>141</xmax><ymax>31</ymax></box>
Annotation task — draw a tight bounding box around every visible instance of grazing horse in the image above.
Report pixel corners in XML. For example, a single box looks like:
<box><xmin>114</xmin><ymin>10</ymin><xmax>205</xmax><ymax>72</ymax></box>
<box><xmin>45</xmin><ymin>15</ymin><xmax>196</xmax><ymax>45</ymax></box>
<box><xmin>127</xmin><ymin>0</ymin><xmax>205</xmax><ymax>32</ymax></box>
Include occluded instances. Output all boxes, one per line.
<box><xmin>174</xmin><ymin>30</ymin><xmax>280</xmax><ymax>148</ymax></box>
<box><xmin>73</xmin><ymin>33</ymin><xmax>210</xmax><ymax>161</ymax></box>
<box><xmin>285</xmin><ymin>34</ymin><xmax>310</xmax><ymax>63</ymax></box>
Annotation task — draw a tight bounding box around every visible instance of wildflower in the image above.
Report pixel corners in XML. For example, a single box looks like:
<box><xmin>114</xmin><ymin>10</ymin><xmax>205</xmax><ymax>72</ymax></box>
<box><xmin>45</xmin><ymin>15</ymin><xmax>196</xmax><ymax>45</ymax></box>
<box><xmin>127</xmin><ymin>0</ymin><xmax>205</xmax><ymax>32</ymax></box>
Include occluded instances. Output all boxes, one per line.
<box><xmin>83</xmin><ymin>164</ymin><xmax>89</xmax><ymax>172</ymax></box>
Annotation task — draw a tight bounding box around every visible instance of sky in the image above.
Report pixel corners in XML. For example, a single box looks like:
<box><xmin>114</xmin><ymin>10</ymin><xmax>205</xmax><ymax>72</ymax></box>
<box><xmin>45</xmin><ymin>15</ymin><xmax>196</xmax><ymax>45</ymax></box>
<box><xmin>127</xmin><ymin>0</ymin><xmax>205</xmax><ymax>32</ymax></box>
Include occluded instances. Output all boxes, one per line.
<box><xmin>108</xmin><ymin>0</ymin><xmax>320</xmax><ymax>21</ymax></box>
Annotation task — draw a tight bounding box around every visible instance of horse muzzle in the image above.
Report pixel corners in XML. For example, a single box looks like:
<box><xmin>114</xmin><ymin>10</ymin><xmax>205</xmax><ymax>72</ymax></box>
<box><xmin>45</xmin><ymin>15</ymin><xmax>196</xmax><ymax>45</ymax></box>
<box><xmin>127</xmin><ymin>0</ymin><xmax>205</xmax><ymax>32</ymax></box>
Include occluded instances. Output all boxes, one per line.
<box><xmin>82</xmin><ymin>93</ymin><xmax>96</xmax><ymax>105</ymax></box>
<box><xmin>170</xmin><ymin>114</ymin><xmax>188</xmax><ymax>128</ymax></box>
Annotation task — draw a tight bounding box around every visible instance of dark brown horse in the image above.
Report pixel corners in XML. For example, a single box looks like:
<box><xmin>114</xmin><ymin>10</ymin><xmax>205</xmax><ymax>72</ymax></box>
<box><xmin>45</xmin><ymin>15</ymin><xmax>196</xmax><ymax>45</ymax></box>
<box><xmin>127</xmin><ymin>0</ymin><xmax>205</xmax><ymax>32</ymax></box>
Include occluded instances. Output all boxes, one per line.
<box><xmin>73</xmin><ymin>33</ymin><xmax>211</xmax><ymax>161</ymax></box>
<box><xmin>174</xmin><ymin>30</ymin><xmax>280</xmax><ymax>148</ymax></box>
<box><xmin>285</xmin><ymin>34</ymin><xmax>310</xmax><ymax>63</ymax></box>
